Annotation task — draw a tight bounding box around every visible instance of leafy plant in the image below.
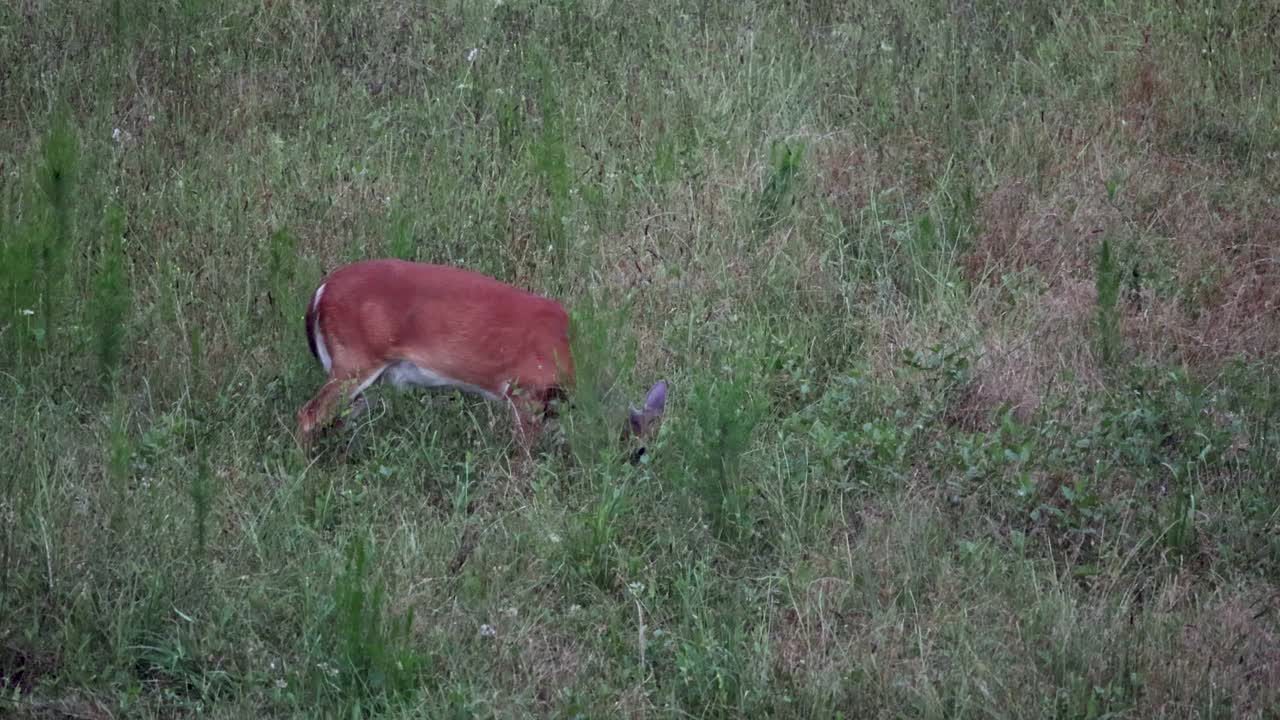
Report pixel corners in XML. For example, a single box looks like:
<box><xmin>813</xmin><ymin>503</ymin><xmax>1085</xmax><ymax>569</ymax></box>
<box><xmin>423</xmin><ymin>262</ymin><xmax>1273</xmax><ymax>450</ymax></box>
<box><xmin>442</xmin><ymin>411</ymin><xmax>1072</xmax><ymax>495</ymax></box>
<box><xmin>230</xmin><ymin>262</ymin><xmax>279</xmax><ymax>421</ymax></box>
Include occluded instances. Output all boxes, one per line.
<box><xmin>758</xmin><ymin>138</ymin><xmax>805</xmax><ymax>231</ymax></box>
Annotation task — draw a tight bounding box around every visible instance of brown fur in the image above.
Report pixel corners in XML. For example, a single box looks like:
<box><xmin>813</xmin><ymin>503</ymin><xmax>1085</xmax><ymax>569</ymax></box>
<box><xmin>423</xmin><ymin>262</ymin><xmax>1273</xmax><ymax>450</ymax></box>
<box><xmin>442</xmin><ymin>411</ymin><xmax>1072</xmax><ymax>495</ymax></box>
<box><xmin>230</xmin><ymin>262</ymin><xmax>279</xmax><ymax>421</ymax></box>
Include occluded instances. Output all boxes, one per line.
<box><xmin>296</xmin><ymin>259</ymin><xmax>576</xmax><ymax>453</ymax></box>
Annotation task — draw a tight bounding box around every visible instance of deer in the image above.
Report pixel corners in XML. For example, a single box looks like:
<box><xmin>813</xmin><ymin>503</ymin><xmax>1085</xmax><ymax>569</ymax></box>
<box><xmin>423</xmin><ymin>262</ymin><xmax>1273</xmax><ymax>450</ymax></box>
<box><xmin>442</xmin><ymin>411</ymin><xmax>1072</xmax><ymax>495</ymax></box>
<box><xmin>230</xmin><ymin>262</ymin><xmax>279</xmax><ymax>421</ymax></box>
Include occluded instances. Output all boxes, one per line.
<box><xmin>295</xmin><ymin>258</ymin><xmax>668</xmax><ymax>458</ymax></box>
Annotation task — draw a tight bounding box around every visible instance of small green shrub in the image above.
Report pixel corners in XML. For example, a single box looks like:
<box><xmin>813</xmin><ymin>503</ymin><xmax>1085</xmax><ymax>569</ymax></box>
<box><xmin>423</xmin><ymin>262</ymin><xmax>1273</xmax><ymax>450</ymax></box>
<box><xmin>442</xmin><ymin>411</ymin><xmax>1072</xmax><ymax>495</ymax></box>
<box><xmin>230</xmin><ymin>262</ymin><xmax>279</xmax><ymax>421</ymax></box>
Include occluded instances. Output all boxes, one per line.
<box><xmin>671</xmin><ymin>356</ymin><xmax>767</xmax><ymax>542</ymax></box>
<box><xmin>1095</xmin><ymin>235</ymin><xmax>1122</xmax><ymax>367</ymax></box>
<box><xmin>0</xmin><ymin>184</ymin><xmax>40</xmax><ymax>365</ymax></box>
<box><xmin>386</xmin><ymin>207</ymin><xmax>416</xmax><ymax>261</ymax></box>
<box><xmin>1</xmin><ymin>113</ymin><xmax>81</xmax><ymax>366</ymax></box>
<box><xmin>104</xmin><ymin>397</ymin><xmax>132</xmax><ymax>537</ymax></box>
<box><xmin>757</xmin><ymin>138</ymin><xmax>804</xmax><ymax>232</ymax></box>
<box><xmin>37</xmin><ymin>109</ymin><xmax>80</xmax><ymax>354</ymax></box>
<box><xmin>190</xmin><ymin>439</ymin><xmax>213</xmax><ymax>560</ymax></box>
<box><xmin>266</xmin><ymin>226</ymin><xmax>299</xmax><ymax>328</ymax></box>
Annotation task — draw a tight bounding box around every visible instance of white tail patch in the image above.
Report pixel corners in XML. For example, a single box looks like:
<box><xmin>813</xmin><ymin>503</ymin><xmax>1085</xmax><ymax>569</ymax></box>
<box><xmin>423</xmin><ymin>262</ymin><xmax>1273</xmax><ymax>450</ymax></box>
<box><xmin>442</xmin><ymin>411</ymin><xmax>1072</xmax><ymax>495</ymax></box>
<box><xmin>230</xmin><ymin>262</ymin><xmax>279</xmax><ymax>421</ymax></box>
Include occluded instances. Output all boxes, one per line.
<box><xmin>311</xmin><ymin>284</ymin><xmax>333</xmax><ymax>374</ymax></box>
<box><xmin>310</xmin><ymin>283</ymin><xmax>326</xmax><ymax>314</ymax></box>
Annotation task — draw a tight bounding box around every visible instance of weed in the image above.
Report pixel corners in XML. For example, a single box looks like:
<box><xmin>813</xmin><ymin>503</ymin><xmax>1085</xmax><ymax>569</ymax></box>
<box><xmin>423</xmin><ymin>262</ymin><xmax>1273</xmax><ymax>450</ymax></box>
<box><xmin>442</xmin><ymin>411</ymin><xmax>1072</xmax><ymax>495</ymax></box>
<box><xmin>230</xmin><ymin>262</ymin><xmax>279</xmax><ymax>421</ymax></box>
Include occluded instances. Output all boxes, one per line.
<box><xmin>758</xmin><ymin>138</ymin><xmax>805</xmax><ymax>232</ymax></box>
<box><xmin>386</xmin><ymin>207</ymin><xmax>417</xmax><ymax>261</ymax></box>
<box><xmin>563</xmin><ymin>289</ymin><xmax>639</xmax><ymax>465</ymax></box>
<box><xmin>326</xmin><ymin>535</ymin><xmax>422</xmax><ymax>710</ymax></box>
<box><xmin>562</xmin><ymin>478</ymin><xmax>628</xmax><ymax>595</ymax></box>
<box><xmin>104</xmin><ymin>397</ymin><xmax>132</xmax><ymax>537</ymax></box>
<box><xmin>190</xmin><ymin>438</ymin><xmax>212</xmax><ymax>560</ymax></box>
<box><xmin>36</xmin><ymin>107</ymin><xmax>79</xmax><ymax>354</ymax></box>
<box><xmin>92</xmin><ymin>200</ymin><xmax>130</xmax><ymax>388</ymax></box>
<box><xmin>1095</xmin><ymin>234</ymin><xmax>1122</xmax><ymax>367</ymax></box>
<box><xmin>671</xmin><ymin>354</ymin><xmax>767</xmax><ymax>542</ymax></box>
<box><xmin>266</xmin><ymin>226</ymin><xmax>299</xmax><ymax>328</ymax></box>
<box><xmin>1161</xmin><ymin>487</ymin><xmax>1198</xmax><ymax>558</ymax></box>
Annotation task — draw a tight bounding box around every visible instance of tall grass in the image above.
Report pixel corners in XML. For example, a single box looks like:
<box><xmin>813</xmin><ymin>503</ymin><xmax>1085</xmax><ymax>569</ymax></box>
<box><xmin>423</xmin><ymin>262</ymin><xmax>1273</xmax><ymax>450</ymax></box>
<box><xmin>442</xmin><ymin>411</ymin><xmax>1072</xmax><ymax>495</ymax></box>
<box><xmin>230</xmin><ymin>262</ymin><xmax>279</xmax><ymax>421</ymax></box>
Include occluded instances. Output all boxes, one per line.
<box><xmin>1</xmin><ymin>1</ymin><xmax>1278</xmax><ymax>717</ymax></box>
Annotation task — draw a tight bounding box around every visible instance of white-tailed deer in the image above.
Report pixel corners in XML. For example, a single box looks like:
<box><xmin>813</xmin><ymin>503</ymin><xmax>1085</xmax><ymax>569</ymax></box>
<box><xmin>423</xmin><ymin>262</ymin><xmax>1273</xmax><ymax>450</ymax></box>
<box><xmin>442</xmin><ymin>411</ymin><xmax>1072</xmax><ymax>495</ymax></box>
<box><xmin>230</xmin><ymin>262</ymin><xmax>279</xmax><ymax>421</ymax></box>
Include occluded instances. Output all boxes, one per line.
<box><xmin>296</xmin><ymin>259</ymin><xmax>667</xmax><ymax>456</ymax></box>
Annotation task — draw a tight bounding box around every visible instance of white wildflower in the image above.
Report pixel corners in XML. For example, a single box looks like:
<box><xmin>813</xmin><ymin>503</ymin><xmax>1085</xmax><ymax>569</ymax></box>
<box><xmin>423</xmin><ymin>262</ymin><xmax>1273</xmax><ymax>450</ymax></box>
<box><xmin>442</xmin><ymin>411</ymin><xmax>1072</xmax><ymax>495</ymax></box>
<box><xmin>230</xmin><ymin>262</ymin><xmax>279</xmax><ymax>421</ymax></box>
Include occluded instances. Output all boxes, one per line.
<box><xmin>479</xmin><ymin>623</ymin><xmax>497</xmax><ymax>638</ymax></box>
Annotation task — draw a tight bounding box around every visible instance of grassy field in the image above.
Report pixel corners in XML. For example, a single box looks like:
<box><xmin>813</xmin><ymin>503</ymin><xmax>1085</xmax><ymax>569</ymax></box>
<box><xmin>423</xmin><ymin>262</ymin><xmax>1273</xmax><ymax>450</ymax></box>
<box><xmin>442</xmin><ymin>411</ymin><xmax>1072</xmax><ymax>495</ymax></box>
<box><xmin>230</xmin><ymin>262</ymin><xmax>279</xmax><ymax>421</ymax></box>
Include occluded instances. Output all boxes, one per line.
<box><xmin>2</xmin><ymin>1</ymin><xmax>1279</xmax><ymax>717</ymax></box>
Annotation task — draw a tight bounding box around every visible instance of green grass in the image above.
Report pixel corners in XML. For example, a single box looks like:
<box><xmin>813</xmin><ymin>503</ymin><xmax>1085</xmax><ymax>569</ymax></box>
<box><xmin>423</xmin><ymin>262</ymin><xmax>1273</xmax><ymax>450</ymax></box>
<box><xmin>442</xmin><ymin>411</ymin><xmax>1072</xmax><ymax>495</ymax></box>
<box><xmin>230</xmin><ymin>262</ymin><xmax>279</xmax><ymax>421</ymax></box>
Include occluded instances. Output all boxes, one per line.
<box><xmin>3</xmin><ymin>1</ymin><xmax>1279</xmax><ymax>717</ymax></box>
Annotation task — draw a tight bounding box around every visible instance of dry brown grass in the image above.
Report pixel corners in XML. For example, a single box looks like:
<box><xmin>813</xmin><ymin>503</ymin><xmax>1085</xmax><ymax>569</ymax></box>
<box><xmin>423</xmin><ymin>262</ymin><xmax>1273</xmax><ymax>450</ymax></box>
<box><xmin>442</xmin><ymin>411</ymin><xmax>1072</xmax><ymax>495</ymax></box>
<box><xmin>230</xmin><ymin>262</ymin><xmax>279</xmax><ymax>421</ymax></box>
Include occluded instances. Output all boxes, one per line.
<box><xmin>940</xmin><ymin>44</ymin><xmax>1280</xmax><ymax>432</ymax></box>
<box><xmin>787</xmin><ymin>500</ymin><xmax>1280</xmax><ymax>718</ymax></box>
<box><xmin>950</xmin><ymin>279</ymin><xmax>1102</xmax><ymax>430</ymax></box>
<box><xmin>816</xmin><ymin>130</ymin><xmax>947</xmax><ymax>232</ymax></box>
<box><xmin>509</xmin><ymin>621</ymin><xmax>586</xmax><ymax>710</ymax></box>
<box><xmin>958</xmin><ymin>124</ymin><xmax>1279</xmax><ymax>428</ymax></box>
<box><xmin>1146</xmin><ymin>580</ymin><xmax>1280</xmax><ymax>718</ymax></box>
<box><xmin>771</xmin><ymin>575</ymin><xmax>859</xmax><ymax>682</ymax></box>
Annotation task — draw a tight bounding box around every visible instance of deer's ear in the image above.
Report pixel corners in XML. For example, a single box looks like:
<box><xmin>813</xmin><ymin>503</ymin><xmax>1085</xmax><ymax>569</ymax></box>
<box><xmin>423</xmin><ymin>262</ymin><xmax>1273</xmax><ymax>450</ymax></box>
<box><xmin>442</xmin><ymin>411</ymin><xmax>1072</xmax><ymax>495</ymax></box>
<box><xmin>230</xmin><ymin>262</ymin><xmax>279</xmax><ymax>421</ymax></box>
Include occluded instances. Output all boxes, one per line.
<box><xmin>644</xmin><ymin>380</ymin><xmax>667</xmax><ymax>414</ymax></box>
<box><xmin>628</xmin><ymin>380</ymin><xmax>668</xmax><ymax>436</ymax></box>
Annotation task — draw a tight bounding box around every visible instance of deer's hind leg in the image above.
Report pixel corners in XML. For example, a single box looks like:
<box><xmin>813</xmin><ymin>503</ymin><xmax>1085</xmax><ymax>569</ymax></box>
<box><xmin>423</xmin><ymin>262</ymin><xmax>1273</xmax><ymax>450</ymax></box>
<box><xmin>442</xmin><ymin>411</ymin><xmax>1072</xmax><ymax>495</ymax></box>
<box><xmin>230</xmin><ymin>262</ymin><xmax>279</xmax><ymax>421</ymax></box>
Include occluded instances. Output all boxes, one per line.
<box><xmin>297</xmin><ymin>367</ymin><xmax>385</xmax><ymax>449</ymax></box>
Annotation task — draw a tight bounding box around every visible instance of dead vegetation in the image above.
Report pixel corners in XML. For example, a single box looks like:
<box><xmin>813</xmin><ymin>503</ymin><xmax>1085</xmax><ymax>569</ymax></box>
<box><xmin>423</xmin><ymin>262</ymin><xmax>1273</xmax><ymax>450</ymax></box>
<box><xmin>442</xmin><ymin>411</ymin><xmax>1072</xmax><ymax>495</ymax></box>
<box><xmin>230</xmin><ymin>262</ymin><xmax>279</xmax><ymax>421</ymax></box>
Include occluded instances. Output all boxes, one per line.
<box><xmin>1168</xmin><ymin>591</ymin><xmax>1280</xmax><ymax>716</ymax></box>
<box><xmin>953</xmin><ymin>117</ymin><xmax>1278</xmax><ymax>428</ymax></box>
<box><xmin>966</xmin><ymin>143</ymin><xmax>1279</xmax><ymax>369</ymax></box>
<box><xmin>871</xmin><ymin>45</ymin><xmax>1273</xmax><ymax>429</ymax></box>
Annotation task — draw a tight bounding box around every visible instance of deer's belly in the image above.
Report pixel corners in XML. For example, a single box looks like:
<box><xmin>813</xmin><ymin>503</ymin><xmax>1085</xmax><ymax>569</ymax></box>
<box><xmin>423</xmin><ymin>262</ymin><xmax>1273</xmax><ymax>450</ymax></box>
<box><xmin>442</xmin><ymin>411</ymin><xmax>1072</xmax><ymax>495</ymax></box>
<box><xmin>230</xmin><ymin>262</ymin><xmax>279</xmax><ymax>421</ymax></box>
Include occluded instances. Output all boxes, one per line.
<box><xmin>382</xmin><ymin>360</ymin><xmax>501</xmax><ymax>401</ymax></box>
